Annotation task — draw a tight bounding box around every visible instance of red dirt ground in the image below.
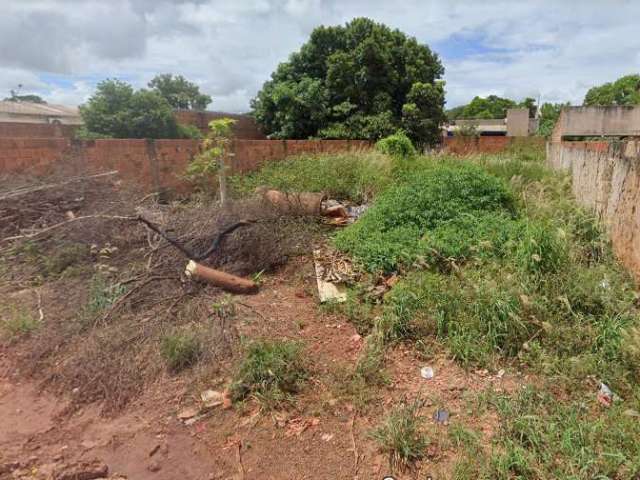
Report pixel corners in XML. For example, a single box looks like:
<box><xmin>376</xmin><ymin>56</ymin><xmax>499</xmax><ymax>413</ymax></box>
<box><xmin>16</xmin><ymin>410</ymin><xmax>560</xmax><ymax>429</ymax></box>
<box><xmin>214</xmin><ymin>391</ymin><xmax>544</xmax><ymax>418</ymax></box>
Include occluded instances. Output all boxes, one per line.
<box><xmin>1</xmin><ymin>258</ymin><xmax>513</xmax><ymax>480</ymax></box>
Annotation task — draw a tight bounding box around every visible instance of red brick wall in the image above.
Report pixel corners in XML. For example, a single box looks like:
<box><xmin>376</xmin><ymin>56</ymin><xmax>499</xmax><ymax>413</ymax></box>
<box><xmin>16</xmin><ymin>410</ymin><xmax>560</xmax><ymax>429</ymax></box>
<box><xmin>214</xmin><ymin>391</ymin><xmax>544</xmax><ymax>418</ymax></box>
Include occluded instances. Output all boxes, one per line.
<box><xmin>444</xmin><ymin>136</ymin><xmax>544</xmax><ymax>155</ymax></box>
<box><xmin>0</xmin><ymin>122</ymin><xmax>77</xmax><ymax>138</ymax></box>
<box><xmin>0</xmin><ymin>138</ymin><xmax>370</xmax><ymax>193</ymax></box>
<box><xmin>174</xmin><ymin>111</ymin><xmax>266</xmax><ymax>140</ymax></box>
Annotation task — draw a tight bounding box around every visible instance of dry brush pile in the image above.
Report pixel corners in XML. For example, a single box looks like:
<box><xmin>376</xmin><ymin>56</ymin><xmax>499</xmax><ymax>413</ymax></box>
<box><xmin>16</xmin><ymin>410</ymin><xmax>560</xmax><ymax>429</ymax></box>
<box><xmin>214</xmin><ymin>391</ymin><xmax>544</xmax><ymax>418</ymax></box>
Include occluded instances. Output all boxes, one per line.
<box><xmin>0</xmin><ymin>173</ymin><xmax>320</xmax><ymax>413</ymax></box>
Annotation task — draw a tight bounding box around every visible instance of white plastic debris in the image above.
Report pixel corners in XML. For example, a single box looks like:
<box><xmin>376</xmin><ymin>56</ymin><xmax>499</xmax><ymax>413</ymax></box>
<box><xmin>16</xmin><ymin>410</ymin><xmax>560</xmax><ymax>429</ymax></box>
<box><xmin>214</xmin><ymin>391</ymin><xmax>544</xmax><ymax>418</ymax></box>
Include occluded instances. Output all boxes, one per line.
<box><xmin>420</xmin><ymin>366</ymin><xmax>434</xmax><ymax>380</ymax></box>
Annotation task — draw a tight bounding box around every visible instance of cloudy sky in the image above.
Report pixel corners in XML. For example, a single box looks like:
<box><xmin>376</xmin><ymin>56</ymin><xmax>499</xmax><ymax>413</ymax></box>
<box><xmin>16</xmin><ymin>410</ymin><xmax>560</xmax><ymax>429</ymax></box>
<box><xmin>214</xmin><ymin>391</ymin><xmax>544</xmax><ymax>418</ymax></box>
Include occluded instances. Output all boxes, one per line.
<box><xmin>2</xmin><ymin>0</ymin><xmax>639</xmax><ymax>112</ymax></box>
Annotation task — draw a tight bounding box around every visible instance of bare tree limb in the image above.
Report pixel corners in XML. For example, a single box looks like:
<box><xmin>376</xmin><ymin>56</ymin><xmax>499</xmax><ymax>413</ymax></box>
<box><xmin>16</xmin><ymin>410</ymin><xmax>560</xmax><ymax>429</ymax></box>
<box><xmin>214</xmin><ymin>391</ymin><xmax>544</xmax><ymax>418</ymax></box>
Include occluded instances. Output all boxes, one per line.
<box><xmin>0</xmin><ymin>170</ymin><xmax>119</xmax><ymax>201</ymax></box>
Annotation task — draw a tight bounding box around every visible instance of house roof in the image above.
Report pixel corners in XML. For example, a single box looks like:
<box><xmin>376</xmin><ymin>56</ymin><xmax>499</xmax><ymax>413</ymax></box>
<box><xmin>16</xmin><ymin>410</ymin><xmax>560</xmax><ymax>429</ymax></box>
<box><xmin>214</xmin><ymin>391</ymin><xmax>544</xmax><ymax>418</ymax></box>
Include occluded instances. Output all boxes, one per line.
<box><xmin>0</xmin><ymin>100</ymin><xmax>80</xmax><ymax>117</ymax></box>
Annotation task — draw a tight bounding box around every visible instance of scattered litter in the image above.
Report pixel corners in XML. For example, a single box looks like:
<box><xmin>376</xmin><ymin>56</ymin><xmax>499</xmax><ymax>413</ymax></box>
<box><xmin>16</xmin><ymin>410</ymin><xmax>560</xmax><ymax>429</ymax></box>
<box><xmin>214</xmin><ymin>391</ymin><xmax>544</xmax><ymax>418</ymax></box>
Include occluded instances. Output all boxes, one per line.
<box><xmin>321</xmin><ymin>433</ymin><xmax>334</xmax><ymax>442</ymax></box>
<box><xmin>420</xmin><ymin>366</ymin><xmax>434</xmax><ymax>380</ymax></box>
<box><xmin>597</xmin><ymin>382</ymin><xmax>621</xmax><ymax>407</ymax></box>
<box><xmin>313</xmin><ymin>248</ymin><xmax>355</xmax><ymax>303</ymax></box>
<box><xmin>623</xmin><ymin>409</ymin><xmax>640</xmax><ymax>417</ymax></box>
<box><xmin>433</xmin><ymin>409</ymin><xmax>449</xmax><ymax>425</ymax></box>
<box><xmin>496</xmin><ymin>369</ymin><xmax>505</xmax><ymax>379</ymax></box>
<box><xmin>285</xmin><ymin>417</ymin><xmax>320</xmax><ymax>437</ymax></box>
<box><xmin>177</xmin><ymin>406</ymin><xmax>199</xmax><ymax>421</ymax></box>
<box><xmin>200</xmin><ymin>389</ymin><xmax>224</xmax><ymax>409</ymax></box>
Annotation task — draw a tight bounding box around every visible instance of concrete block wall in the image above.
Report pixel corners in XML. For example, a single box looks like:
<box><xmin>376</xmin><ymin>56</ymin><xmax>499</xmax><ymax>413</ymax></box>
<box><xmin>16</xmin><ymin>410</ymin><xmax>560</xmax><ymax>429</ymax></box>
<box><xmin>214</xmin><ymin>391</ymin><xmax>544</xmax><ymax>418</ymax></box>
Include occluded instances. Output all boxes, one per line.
<box><xmin>547</xmin><ymin>140</ymin><xmax>640</xmax><ymax>280</ymax></box>
<box><xmin>443</xmin><ymin>136</ymin><xmax>543</xmax><ymax>155</ymax></box>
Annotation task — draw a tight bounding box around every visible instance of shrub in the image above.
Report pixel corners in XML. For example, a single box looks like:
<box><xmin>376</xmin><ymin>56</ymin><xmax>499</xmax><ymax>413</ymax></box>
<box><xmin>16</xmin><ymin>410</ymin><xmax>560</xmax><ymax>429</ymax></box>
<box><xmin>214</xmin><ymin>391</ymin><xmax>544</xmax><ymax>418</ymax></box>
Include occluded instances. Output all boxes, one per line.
<box><xmin>334</xmin><ymin>162</ymin><xmax>514</xmax><ymax>272</ymax></box>
<box><xmin>160</xmin><ymin>330</ymin><xmax>202</xmax><ymax>372</ymax></box>
<box><xmin>85</xmin><ymin>274</ymin><xmax>127</xmax><ymax>315</ymax></box>
<box><xmin>514</xmin><ymin>219</ymin><xmax>567</xmax><ymax>275</ymax></box>
<box><xmin>229</xmin><ymin>151</ymin><xmax>391</xmax><ymax>203</ymax></box>
<box><xmin>177</xmin><ymin>123</ymin><xmax>204</xmax><ymax>139</ymax></box>
<box><xmin>371</xmin><ymin>400</ymin><xmax>429</xmax><ymax>469</ymax></box>
<box><xmin>42</xmin><ymin>242</ymin><xmax>91</xmax><ymax>277</ymax></box>
<box><xmin>1</xmin><ymin>305</ymin><xmax>39</xmax><ymax>340</ymax></box>
<box><xmin>375</xmin><ymin>131</ymin><xmax>417</xmax><ymax>159</ymax></box>
<box><xmin>230</xmin><ymin>339</ymin><xmax>306</xmax><ymax>407</ymax></box>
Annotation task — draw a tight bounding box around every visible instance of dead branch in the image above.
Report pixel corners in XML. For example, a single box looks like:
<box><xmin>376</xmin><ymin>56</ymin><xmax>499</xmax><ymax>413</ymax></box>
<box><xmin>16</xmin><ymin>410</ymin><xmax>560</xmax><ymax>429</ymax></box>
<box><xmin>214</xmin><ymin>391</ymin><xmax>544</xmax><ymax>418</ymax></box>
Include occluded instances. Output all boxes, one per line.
<box><xmin>0</xmin><ymin>170</ymin><xmax>118</xmax><ymax>201</ymax></box>
<box><xmin>137</xmin><ymin>216</ymin><xmax>256</xmax><ymax>261</ymax></box>
<box><xmin>100</xmin><ymin>275</ymin><xmax>179</xmax><ymax>324</ymax></box>
<box><xmin>236</xmin><ymin>441</ymin><xmax>245</xmax><ymax>480</ymax></box>
<box><xmin>1</xmin><ymin>214</ymin><xmax>138</xmax><ymax>243</ymax></box>
<box><xmin>35</xmin><ymin>289</ymin><xmax>44</xmax><ymax>322</ymax></box>
<box><xmin>351</xmin><ymin>412</ymin><xmax>359</xmax><ymax>479</ymax></box>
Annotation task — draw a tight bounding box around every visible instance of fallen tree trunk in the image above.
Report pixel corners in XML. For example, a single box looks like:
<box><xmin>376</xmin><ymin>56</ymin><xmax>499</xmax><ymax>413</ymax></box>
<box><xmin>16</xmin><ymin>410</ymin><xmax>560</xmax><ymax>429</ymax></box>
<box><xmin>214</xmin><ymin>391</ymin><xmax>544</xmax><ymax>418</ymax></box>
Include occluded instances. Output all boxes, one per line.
<box><xmin>185</xmin><ymin>260</ymin><xmax>258</xmax><ymax>294</ymax></box>
<box><xmin>257</xmin><ymin>188</ymin><xmax>325</xmax><ymax>216</ymax></box>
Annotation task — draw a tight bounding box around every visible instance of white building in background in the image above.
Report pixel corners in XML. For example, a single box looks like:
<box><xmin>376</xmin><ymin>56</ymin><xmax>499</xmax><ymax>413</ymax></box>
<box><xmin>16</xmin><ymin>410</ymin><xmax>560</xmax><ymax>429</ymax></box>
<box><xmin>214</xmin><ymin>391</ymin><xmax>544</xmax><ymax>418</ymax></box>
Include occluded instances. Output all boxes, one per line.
<box><xmin>0</xmin><ymin>101</ymin><xmax>83</xmax><ymax>125</ymax></box>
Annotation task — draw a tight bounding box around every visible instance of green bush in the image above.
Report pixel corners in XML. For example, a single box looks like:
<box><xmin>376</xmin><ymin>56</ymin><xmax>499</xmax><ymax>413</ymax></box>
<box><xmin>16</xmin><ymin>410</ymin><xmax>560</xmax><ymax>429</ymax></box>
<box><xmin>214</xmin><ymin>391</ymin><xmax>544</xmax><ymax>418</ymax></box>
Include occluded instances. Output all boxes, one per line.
<box><xmin>160</xmin><ymin>331</ymin><xmax>202</xmax><ymax>372</ymax></box>
<box><xmin>334</xmin><ymin>162</ymin><xmax>514</xmax><ymax>272</ymax></box>
<box><xmin>230</xmin><ymin>339</ymin><xmax>307</xmax><ymax>406</ymax></box>
<box><xmin>229</xmin><ymin>151</ymin><xmax>391</xmax><ymax>203</ymax></box>
<box><xmin>375</xmin><ymin>131</ymin><xmax>417</xmax><ymax>159</ymax></box>
<box><xmin>177</xmin><ymin>123</ymin><xmax>204</xmax><ymax>139</ymax></box>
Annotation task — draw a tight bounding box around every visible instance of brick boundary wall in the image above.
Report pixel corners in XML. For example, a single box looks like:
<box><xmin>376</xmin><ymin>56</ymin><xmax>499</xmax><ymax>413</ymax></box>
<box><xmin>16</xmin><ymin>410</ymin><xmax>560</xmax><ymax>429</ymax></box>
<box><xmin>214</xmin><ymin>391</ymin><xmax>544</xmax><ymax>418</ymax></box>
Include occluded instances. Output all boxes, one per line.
<box><xmin>0</xmin><ymin>138</ymin><xmax>370</xmax><ymax>194</ymax></box>
<box><xmin>174</xmin><ymin>111</ymin><xmax>266</xmax><ymax>140</ymax></box>
<box><xmin>443</xmin><ymin>136</ymin><xmax>544</xmax><ymax>155</ymax></box>
<box><xmin>0</xmin><ymin>122</ymin><xmax>78</xmax><ymax>138</ymax></box>
<box><xmin>547</xmin><ymin>140</ymin><xmax>640</xmax><ymax>281</ymax></box>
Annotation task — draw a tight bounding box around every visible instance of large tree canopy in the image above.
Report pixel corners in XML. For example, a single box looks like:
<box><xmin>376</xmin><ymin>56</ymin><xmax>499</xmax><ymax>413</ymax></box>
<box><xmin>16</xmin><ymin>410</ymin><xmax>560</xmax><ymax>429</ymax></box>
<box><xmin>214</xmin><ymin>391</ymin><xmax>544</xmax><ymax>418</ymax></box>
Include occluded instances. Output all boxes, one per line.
<box><xmin>449</xmin><ymin>95</ymin><xmax>537</xmax><ymax>120</ymax></box>
<box><xmin>79</xmin><ymin>79</ymin><xmax>183</xmax><ymax>139</ymax></box>
<box><xmin>148</xmin><ymin>74</ymin><xmax>212</xmax><ymax>111</ymax></box>
<box><xmin>251</xmin><ymin>17</ymin><xmax>445</xmax><ymax>147</ymax></box>
<box><xmin>583</xmin><ymin>74</ymin><xmax>640</xmax><ymax>106</ymax></box>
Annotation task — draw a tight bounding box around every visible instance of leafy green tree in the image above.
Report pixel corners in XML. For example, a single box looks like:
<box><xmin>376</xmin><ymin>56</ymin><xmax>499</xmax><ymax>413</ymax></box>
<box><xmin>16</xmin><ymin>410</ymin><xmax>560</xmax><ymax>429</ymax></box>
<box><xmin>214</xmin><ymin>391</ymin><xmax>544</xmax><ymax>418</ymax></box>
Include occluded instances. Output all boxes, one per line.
<box><xmin>460</xmin><ymin>95</ymin><xmax>517</xmax><ymax>119</ymax></box>
<box><xmin>148</xmin><ymin>74</ymin><xmax>212</xmax><ymax>111</ymax></box>
<box><xmin>252</xmin><ymin>18</ymin><xmax>445</xmax><ymax>146</ymax></box>
<box><xmin>538</xmin><ymin>102</ymin><xmax>570</xmax><ymax>137</ymax></box>
<box><xmin>583</xmin><ymin>74</ymin><xmax>640</xmax><ymax>106</ymax></box>
<box><xmin>4</xmin><ymin>93</ymin><xmax>46</xmax><ymax>104</ymax></box>
<box><xmin>519</xmin><ymin>97</ymin><xmax>537</xmax><ymax>118</ymax></box>
<box><xmin>79</xmin><ymin>79</ymin><xmax>182</xmax><ymax>139</ymax></box>
<box><xmin>445</xmin><ymin>105</ymin><xmax>465</xmax><ymax>122</ymax></box>
<box><xmin>401</xmin><ymin>82</ymin><xmax>446</xmax><ymax>149</ymax></box>
<box><xmin>456</xmin><ymin>95</ymin><xmax>537</xmax><ymax>119</ymax></box>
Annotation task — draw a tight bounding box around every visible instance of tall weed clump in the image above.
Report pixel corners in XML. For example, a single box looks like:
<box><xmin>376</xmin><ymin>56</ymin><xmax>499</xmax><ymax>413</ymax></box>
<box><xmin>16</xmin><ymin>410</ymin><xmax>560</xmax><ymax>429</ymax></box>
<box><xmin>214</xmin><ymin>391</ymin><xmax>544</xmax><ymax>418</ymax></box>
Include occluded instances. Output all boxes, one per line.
<box><xmin>334</xmin><ymin>162</ymin><xmax>515</xmax><ymax>273</ymax></box>
<box><xmin>229</xmin><ymin>151</ymin><xmax>391</xmax><ymax>203</ymax></box>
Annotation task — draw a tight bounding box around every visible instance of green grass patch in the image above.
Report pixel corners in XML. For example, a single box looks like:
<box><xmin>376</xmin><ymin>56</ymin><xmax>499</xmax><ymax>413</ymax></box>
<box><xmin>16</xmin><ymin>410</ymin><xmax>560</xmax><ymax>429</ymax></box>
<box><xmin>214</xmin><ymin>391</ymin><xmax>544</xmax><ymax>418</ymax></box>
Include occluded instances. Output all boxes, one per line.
<box><xmin>85</xmin><ymin>274</ymin><xmax>127</xmax><ymax>315</ymax></box>
<box><xmin>230</xmin><ymin>339</ymin><xmax>307</xmax><ymax>407</ymax></box>
<box><xmin>229</xmin><ymin>151</ymin><xmax>392</xmax><ymax>203</ymax></box>
<box><xmin>334</xmin><ymin>161</ymin><xmax>515</xmax><ymax>273</ymax></box>
<box><xmin>160</xmin><ymin>330</ymin><xmax>202</xmax><ymax>372</ymax></box>
<box><xmin>1</xmin><ymin>305</ymin><xmax>39</xmax><ymax>340</ymax></box>
<box><xmin>454</xmin><ymin>386</ymin><xmax>640</xmax><ymax>479</ymax></box>
<box><xmin>371</xmin><ymin>400</ymin><xmax>429</xmax><ymax>469</ymax></box>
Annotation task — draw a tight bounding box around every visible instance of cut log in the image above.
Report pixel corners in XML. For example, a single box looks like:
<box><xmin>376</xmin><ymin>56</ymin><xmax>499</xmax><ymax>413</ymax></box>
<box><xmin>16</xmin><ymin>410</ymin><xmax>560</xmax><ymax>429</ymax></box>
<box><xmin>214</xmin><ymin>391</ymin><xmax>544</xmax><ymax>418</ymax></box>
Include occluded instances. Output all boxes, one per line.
<box><xmin>257</xmin><ymin>188</ymin><xmax>325</xmax><ymax>216</ymax></box>
<box><xmin>185</xmin><ymin>260</ymin><xmax>258</xmax><ymax>294</ymax></box>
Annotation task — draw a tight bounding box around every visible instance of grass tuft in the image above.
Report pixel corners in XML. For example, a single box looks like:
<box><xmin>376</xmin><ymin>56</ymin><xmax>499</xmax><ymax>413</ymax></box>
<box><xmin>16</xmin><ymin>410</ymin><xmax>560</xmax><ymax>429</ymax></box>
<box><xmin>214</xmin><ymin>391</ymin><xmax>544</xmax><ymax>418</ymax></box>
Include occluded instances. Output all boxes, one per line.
<box><xmin>230</xmin><ymin>339</ymin><xmax>307</xmax><ymax>407</ymax></box>
<box><xmin>371</xmin><ymin>400</ymin><xmax>429</xmax><ymax>469</ymax></box>
<box><xmin>160</xmin><ymin>330</ymin><xmax>202</xmax><ymax>372</ymax></box>
<box><xmin>1</xmin><ymin>305</ymin><xmax>39</xmax><ymax>340</ymax></box>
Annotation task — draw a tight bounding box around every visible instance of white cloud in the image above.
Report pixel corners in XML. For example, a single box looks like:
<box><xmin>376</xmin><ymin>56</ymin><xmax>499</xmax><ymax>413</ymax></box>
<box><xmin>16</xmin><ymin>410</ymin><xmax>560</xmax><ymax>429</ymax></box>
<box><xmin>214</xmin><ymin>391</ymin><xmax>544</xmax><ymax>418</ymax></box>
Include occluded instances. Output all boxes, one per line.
<box><xmin>0</xmin><ymin>0</ymin><xmax>638</xmax><ymax>111</ymax></box>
